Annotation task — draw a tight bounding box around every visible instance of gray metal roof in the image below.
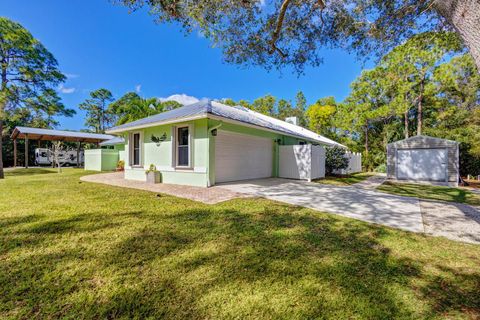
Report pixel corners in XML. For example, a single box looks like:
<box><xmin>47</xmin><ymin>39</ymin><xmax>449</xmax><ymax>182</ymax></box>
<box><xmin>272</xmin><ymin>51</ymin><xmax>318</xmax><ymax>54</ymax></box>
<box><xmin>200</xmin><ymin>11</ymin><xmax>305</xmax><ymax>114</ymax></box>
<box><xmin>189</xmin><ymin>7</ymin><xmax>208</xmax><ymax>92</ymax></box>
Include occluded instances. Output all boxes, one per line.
<box><xmin>99</xmin><ymin>136</ymin><xmax>125</xmax><ymax>146</ymax></box>
<box><xmin>11</xmin><ymin>126</ymin><xmax>115</xmax><ymax>142</ymax></box>
<box><xmin>107</xmin><ymin>100</ymin><xmax>344</xmax><ymax>147</ymax></box>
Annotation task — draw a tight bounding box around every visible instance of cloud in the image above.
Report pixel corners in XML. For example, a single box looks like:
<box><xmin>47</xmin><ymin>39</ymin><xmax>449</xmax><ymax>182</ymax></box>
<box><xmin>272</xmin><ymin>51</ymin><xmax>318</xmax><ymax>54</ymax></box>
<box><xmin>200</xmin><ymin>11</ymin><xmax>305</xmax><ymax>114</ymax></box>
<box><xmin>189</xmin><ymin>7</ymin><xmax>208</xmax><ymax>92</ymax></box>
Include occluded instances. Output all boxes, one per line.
<box><xmin>135</xmin><ymin>84</ymin><xmax>142</xmax><ymax>93</ymax></box>
<box><xmin>58</xmin><ymin>84</ymin><xmax>76</xmax><ymax>94</ymax></box>
<box><xmin>158</xmin><ymin>94</ymin><xmax>200</xmax><ymax>106</ymax></box>
<box><xmin>65</xmin><ymin>73</ymin><xmax>79</xmax><ymax>79</ymax></box>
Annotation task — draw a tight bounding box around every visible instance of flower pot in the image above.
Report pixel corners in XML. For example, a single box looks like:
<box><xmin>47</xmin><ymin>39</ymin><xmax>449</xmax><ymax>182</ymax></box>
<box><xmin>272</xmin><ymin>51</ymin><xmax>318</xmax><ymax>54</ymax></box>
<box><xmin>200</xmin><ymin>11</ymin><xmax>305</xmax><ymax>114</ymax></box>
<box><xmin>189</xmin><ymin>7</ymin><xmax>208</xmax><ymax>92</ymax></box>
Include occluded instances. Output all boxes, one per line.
<box><xmin>146</xmin><ymin>171</ymin><xmax>161</xmax><ymax>184</ymax></box>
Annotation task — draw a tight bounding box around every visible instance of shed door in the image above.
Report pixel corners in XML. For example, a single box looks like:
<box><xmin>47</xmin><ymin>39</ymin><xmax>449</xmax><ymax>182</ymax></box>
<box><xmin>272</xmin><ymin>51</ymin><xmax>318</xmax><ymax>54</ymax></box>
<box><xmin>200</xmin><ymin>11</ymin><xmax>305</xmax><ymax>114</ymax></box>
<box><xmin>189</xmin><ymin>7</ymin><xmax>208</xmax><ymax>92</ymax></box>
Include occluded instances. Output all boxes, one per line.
<box><xmin>397</xmin><ymin>148</ymin><xmax>447</xmax><ymax>181</ymax></box>
<box><xmin>215</xmin><ymin>130</ymin><xmax>273</xmax><ymax>183</ymax></box>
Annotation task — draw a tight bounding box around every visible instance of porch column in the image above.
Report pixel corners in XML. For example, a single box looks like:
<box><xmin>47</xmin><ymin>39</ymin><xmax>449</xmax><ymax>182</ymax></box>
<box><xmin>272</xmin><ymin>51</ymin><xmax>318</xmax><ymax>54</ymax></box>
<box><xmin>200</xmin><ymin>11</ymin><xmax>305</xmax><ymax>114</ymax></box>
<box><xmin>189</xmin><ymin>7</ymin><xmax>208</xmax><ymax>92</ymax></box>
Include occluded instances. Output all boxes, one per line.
<box><xmin>13</xmin><ymin>139</ymin><xmax>17</xmax><ymax>168</ymax></box>
<box><xmin>25</xmin><ymin>134</ymin><xmax>29</xmax><ymax>168</ymax></box>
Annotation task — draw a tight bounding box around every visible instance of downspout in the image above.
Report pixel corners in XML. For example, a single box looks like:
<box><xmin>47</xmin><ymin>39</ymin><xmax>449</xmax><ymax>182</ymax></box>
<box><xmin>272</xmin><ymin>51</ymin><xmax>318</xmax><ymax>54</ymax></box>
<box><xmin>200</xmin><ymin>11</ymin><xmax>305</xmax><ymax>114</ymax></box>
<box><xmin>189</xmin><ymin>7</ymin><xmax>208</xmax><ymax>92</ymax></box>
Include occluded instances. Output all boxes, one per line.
<box><xmin>207</xmin><ymin>122</ymin><xmax>223</xmax><ymax>187</ymax></box>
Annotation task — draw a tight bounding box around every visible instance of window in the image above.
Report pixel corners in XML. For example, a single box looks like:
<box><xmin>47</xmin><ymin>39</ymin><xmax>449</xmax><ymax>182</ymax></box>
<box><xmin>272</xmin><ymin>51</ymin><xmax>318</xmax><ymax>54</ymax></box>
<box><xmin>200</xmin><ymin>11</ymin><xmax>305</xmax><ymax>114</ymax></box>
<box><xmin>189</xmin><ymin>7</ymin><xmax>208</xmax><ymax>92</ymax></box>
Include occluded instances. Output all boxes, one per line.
<box><xmin>132</xmin><ymin>132</ymin><xmax>141</xmax><ymax>166</ymax></box>
<box><xmin>176</xmin><ymin>126</ymin><xmax>190</xmax><ymax>167</ymax></box>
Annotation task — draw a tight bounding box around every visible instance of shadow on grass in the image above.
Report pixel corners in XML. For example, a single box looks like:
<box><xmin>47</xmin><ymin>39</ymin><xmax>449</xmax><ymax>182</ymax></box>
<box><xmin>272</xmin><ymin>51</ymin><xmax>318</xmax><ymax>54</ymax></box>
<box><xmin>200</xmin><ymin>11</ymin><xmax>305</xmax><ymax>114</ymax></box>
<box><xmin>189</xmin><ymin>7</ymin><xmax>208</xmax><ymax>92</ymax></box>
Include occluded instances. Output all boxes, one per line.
<box><xmin>1</xmin><ymin>201</ymin><xmax>479</xmax><ymax>319</ymax></box>
<box><xmin>4</xmin><ymin>168</ymin><xmax>58</xmax><ymax>177</ymax></box>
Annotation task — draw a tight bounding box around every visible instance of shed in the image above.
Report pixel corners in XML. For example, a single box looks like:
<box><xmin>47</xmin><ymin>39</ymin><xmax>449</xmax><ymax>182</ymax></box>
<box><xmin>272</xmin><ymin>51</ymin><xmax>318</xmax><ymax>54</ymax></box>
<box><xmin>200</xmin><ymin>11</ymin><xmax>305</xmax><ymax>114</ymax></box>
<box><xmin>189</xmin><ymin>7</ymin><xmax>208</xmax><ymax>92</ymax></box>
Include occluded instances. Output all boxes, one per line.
<box><xmin>387</xmin><ymin>135</ymin><xmax>459</xmax><ymax>186</ymax></box>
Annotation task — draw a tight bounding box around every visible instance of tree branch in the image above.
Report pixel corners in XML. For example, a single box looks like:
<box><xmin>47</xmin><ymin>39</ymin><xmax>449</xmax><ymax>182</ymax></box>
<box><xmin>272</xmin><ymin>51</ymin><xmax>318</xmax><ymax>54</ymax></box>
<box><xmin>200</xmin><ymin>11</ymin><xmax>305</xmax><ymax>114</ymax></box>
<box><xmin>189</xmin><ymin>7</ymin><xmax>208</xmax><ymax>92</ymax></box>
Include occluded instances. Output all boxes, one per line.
<box><xmin>269</xmin><ymin>0</ymin><xmax>292</xmax><ymax>56</ymax></box>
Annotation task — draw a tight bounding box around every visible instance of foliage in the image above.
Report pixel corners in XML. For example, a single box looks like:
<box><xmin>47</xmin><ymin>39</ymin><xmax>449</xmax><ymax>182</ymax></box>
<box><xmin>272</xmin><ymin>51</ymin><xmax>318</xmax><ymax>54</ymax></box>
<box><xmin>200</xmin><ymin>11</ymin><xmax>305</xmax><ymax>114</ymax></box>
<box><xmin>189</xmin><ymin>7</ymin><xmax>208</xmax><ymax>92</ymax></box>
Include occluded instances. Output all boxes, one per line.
<box><xmin>117</xmin><ymin>160</ymin><xmax>125</xmax><ymax>170</ymax></box>
<box><xmin>116</xmin><ymin>0</ymin><xmax>480</xmax><ymax>72</ymax></box>
<box><xmin>225</xmin><ymin>91</ymin><xmax>308</xmax><ymax>125</ymax></box>
<box><xmin>145</xmin><ymin>163</ymin><xmax>158</xmax><ymax>174</ymax></box>
<box><xmin>108</xmin><ymin>92</ymin><xmax>182</xmax><ymax>125</ymax></box>
<box><xmin>325</xmin><ymin>145</ymin><xmax>349</xmax><ymax>175</ymax></box>
<box><xmin>306</xmin><ymin>96</ymin><xmax>337</xmax><ymax>139</ymax></box>
<box><xmin>0</xmin><ymin>17</ymin><xmax>74</xmax><ymax>178</ymax></box>
<box><xmin>1</xmin><ymin>168</ymin><xmax>480</xmax><ymax>318</ymax></box>
<box><xmin>79</xmin><ymin>89</ymin><xmax>115</xmax><ymax>133</ymax></box>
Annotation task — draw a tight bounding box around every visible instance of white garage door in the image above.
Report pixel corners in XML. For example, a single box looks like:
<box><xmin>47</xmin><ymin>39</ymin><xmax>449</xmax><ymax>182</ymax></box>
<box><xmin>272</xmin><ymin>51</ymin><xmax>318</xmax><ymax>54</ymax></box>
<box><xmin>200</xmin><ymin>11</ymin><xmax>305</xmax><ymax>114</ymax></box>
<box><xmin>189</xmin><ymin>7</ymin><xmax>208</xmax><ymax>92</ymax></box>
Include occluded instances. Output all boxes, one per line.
<box><xmin>397</xmin><ymin>148</ymin><xmax>447</xmax><ymax>181</ymax></box>
<box><xmin>215</xmin><ymin>130</ymin><xmax>273</xmax><ymax>183</ymax></box>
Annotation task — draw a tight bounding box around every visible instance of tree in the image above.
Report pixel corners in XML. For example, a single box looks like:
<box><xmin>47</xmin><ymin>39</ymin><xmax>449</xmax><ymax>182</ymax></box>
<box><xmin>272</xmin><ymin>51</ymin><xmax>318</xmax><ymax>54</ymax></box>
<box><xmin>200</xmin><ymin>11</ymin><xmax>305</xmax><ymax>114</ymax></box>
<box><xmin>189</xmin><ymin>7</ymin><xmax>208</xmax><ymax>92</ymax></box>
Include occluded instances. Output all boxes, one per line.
<box><xmin>277</xmin><ymin>98</ymin><xmax>294</xmax><ymax>120</ymax></box>
<box><xmin>306</xmin><ymin>96</ymin><xmax>337</xmax><ymax>138</ymax></box>
<box><xmin>0</xmin><ymin>17</ymin><xmax>73</xmax><ymax>179</ymax></box>
<box><xmin>325</xmin><ymin>145</ymin><xmax>349</xmax><ymax>175</ymax></box>
<box><xmin>293</xmin><ymin>91</ymin><xmax>308</xmax><ymax>127</ymax></box>
<box><xmin>79</xmin><ymin>89</ymin><xmax>114</xmax><ymax>133</ymax></box>
<box><xmin>118</xmin><ymin>0</ymin><xmax>480</xmax><ymax>71</ymax></box>
<box><xmin>252</xmin><ymin>95</ymin><xmax>276</xmax><ymax>116</ymax></box>
<box><xmin>108</xmin><ymin>92</ymin><xmax>182</xmax><ymax>125</ymax></box>
<box><xmin>380</xmin><ymin>32</ymin><xmax>462</xmax><ymax>135</ymax></box>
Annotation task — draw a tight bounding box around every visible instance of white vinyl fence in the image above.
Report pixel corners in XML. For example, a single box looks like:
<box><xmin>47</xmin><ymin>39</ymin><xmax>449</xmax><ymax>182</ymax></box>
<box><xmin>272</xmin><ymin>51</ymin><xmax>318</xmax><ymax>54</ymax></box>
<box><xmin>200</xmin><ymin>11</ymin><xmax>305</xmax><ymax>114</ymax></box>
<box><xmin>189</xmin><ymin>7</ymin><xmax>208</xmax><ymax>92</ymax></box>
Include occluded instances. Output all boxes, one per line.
<box><xmin>333</xmin><ymin>151</ymin><xmax>362</xmax><ymax>175</ymax></box>
<box><xmin>279</xmin><ymin>145</ymin><xmax>325</xmax><ymax>181</ymax></box>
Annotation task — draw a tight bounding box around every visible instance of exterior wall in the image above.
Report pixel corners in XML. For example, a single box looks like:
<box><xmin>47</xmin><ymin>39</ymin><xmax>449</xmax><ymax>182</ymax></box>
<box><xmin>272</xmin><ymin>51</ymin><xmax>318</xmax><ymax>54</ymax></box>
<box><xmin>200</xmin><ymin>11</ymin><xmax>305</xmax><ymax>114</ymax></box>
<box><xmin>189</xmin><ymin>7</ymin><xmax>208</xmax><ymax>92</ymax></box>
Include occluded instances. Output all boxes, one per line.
<box><xmin>386</xmin><ymin>136</ymin><xmax>459</xmax><ymax>185</ymax></box>
<box><xmin>123</xmin><ymin>118</ymin><xmax>209</xmax><ymax>187</ymax></box>
<box><xmin>84</xmin><ymin>149</ymin><xmax>119</xmax><ymax>171</ymax></box>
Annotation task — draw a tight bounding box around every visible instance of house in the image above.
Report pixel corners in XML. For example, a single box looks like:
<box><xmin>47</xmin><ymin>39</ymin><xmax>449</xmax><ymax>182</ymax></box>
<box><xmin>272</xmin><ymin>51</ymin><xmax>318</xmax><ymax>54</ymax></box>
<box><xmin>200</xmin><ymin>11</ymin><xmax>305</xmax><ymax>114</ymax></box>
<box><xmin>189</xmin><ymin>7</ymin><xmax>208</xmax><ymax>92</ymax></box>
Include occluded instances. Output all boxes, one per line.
<box><xmin>106</xmin><ymin>100</ymin><xmax>344</xmax><ymax>187</ymax></box>
<box><xmin>387</xmin><ymin>135</ymin><xmax>459</xmax><ymax>186</ymax></box>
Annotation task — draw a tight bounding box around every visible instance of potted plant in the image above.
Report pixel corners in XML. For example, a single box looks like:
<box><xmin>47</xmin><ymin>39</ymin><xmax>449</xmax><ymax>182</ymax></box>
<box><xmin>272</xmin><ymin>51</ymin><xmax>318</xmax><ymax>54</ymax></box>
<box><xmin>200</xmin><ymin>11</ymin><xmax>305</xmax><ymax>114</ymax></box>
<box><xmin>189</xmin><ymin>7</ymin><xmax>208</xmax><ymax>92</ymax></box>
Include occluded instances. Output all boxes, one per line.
<box><xmin>145</xmin><ymin>164</ymin><xmax>161</xmax><ymax>184</ymax></box>
<box><xmin>116</xmin><ymin>160</ymin><xmax>125</xmax><ymax>172</ymax></box>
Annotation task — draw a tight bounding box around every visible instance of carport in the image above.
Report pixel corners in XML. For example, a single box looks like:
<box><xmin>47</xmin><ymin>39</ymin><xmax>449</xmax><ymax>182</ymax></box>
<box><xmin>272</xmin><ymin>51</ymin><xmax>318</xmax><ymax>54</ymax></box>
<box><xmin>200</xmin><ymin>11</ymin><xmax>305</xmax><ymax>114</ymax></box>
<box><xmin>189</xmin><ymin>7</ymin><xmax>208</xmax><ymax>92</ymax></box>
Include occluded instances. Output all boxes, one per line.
<box><xmin>387</xmin><ymin>135</ymin><xmax>459</xmax><ymax>186</ymax></box>
<box><xmin>10</xmin><ymin>126</ymin><xmax>115</xmax><ymax>168</ymax></box>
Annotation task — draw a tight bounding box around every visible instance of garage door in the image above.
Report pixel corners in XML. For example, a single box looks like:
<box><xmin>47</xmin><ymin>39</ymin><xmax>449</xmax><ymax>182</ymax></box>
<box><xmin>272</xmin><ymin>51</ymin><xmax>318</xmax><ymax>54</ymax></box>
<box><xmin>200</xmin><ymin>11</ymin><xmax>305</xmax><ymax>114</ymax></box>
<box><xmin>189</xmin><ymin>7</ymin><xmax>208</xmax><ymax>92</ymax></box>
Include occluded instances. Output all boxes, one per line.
<box><xmin>215</xmin><ymin>130</ymin><xmax>273</xmax><ymax>183</ymax></box>
<box><xmin>397</xmin><ymin>148</ymin><xmax>447</xmax><ymax>181</ymax></box>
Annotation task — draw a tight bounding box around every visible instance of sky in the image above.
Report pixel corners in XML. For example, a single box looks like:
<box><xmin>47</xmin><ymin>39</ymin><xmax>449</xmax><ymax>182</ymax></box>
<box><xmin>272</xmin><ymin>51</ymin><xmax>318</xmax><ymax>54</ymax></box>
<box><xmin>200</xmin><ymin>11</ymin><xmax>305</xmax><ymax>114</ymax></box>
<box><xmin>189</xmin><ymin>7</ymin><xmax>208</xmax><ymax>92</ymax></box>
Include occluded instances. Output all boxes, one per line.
<box><xmin>1</xmin><ymin>0</ymin><xmax>369</xmax><ymax>131</ymax></box>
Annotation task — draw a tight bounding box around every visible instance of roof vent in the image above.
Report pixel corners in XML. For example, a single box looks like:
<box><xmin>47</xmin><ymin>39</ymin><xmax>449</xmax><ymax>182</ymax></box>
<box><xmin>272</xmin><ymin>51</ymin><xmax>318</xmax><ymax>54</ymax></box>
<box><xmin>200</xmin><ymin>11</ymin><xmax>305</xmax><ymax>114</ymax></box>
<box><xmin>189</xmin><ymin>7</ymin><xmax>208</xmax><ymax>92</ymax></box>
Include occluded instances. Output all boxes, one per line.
<box><xmin>285</xmin><ymin>116</ymin><xmax>298</xmax><ymax>126</ymax></box>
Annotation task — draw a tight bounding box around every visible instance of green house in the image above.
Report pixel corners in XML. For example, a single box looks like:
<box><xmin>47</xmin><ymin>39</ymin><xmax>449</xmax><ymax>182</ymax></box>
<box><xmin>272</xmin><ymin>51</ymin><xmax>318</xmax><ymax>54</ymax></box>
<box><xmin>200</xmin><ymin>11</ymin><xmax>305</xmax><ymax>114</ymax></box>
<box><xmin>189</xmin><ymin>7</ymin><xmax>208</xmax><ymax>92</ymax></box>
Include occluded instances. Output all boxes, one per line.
<box><xmin>106</xmin><ymin>100</ymin><xmax>343</xmax><ymax>187</ymax></box>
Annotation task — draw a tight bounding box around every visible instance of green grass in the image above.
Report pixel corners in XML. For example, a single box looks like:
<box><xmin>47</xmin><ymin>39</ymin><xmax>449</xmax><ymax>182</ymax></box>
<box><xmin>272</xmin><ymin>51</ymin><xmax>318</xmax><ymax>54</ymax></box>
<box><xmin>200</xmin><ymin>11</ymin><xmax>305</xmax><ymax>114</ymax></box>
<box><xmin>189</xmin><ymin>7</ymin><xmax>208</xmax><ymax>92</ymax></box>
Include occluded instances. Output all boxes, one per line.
<box><xmin>314</xmin><ymin>172</ymin><xmax>375</xmax><ymax>186</ymax></box>
<box><xmin>0</xmin><ymin>168</ymin><xmax>479</xmax><ymax>319</ymax></box>
<box><xmin>377</xmin><ymin>181</ymin><xmax>480</xmax><ymax>206</ymax></box>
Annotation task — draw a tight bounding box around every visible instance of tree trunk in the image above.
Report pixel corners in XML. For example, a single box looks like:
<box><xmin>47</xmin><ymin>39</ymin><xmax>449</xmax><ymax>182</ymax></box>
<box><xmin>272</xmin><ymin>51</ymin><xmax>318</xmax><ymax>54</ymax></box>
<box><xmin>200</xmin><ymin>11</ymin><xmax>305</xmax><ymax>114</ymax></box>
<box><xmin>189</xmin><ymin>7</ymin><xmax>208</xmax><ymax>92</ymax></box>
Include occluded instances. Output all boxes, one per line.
<box><xmin>417</xmin><ymin>79</ymin><xmax>424</xmax><ymax>136</ymax></box>
<box><xmin>0</xmin><ymin>120</ymin><xmax>4</xmax><ymax>179</ymax></box>
<box><xmin>364</xmin><ymin>122</ymin><xmax>369</xmax><ymax>155</ymax></box>
<box><xmin>434</xmin><ymin>0</ymin><xmax>480</xmax><ymax>71</ymax></box>
<box><xmin>404</xmin><ymin>110</ymin><xmax>409</xmax><ymax>139</ymax></box>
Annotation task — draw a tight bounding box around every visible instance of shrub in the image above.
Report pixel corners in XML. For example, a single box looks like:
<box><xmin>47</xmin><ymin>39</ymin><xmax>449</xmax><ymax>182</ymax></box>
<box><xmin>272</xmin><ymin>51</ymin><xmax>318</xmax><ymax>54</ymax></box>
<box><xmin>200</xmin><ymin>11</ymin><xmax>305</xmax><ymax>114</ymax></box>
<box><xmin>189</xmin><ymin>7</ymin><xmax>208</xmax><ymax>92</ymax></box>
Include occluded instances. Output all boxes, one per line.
<box><xmin>117</xmin><ymin>160</ymin><xmax>125</xmax><ymax>169</ymax></box>
<box><xmin>325</xmin><ymin>146</ymin><xmax>349</xmax><ymax>175</ymax></box>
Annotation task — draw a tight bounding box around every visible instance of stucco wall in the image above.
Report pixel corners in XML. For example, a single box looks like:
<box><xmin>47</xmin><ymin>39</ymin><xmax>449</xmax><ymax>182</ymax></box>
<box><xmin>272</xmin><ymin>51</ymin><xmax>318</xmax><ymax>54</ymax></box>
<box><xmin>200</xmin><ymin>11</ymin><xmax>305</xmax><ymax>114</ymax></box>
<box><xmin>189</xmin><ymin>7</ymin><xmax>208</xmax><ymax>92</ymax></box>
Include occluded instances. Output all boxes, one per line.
<box><xmin>84</xmin><ymin>149</ymin><xmax>119</xmax><ymax>171</ymax></box>
<box><xmin>123</xmin><ymin>118</ymin><xmax>209</xmax><ymax>187</ymax></box>
<box><xmin>386</xmin><ymin>136</ymin><xmax>459</xmax><ymax>184</ymax></box>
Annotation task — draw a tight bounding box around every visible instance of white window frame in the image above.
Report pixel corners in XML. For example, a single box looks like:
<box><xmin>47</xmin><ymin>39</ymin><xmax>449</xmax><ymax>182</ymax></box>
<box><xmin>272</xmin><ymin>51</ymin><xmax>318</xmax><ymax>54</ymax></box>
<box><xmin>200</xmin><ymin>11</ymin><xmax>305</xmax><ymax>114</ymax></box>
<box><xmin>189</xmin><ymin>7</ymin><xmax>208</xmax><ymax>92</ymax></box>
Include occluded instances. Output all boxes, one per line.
<box><xmin>129</xmin><ymin>131</ymin><xmax>143</xmax><ymax>167</ymax></box>
<box><xmin>173</xmin><ymin>124</ymin><xmax>193</xmax><ymax>169</ymax></box>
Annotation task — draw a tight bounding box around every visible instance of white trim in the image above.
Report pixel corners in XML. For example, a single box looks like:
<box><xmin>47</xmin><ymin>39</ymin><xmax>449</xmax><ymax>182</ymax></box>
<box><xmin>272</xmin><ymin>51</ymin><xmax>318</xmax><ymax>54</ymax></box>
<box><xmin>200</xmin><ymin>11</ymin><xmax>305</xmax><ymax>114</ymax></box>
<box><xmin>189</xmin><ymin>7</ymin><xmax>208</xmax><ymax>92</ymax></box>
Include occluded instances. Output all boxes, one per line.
<box><xmin>106</xmin><ymin>115</ymin><xmax>206</xmax><ymax>134</ymax></box>
<box><xmin>174</xmin><ymin>124</ymin><xmax>193</xmax><ymax>169</ymax></box>
<box><xmin>129</xmin><ymin>131</ymin><xmax>143</xmax><ymax>167</ymax></box>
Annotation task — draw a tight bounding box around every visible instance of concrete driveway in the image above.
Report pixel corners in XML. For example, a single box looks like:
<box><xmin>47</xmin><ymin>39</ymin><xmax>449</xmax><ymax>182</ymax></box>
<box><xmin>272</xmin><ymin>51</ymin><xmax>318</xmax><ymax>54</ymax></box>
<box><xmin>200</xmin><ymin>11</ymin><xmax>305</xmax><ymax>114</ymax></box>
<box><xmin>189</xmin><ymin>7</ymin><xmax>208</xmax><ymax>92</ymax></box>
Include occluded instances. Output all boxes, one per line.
<box><xmin>218</xmin><ymin>178</ymin><xmax>423</xmax><ymax>233</ymax></box>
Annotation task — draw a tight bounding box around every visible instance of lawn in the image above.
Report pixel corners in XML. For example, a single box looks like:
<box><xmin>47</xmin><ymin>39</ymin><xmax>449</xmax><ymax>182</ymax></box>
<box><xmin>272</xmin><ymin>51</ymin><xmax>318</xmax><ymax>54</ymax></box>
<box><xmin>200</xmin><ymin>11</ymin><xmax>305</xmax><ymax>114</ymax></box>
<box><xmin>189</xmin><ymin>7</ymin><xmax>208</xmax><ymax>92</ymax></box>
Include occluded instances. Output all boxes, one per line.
<box><xmin>377</xmin><ymin>181</ymin><xmax>480</xmax><ymax>206</ymax></box>
<box><xmin>0</xmin><ymin>169</ymin><xmax>479</xmax><ymax>319</ymax></box>
<box><xmin>314</xmin><ymin>172</ymin><xmax>374</xmax><ymax>186</ymax></box>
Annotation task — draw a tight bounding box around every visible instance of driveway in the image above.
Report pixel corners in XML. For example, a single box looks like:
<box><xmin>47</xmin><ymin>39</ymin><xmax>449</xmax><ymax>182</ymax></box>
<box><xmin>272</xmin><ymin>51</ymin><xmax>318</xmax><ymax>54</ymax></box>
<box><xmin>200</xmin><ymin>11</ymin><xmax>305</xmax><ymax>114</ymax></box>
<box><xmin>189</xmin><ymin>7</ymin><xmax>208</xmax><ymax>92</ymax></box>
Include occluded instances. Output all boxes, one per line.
<box><xmin>218</xmin><ymin>178</ymin><xmax>423</xmax><ymax>233</ymax></box>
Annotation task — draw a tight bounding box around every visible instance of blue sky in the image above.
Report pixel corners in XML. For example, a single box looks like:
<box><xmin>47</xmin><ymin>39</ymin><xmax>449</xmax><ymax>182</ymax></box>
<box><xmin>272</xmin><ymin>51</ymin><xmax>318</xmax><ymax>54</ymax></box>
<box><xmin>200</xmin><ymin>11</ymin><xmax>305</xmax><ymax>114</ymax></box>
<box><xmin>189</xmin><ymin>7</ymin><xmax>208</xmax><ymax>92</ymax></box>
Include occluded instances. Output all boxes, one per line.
<box><xmin>1</xmin><ymin>0</ymin><xmax>368</xmax><ymax>131</ymax></box>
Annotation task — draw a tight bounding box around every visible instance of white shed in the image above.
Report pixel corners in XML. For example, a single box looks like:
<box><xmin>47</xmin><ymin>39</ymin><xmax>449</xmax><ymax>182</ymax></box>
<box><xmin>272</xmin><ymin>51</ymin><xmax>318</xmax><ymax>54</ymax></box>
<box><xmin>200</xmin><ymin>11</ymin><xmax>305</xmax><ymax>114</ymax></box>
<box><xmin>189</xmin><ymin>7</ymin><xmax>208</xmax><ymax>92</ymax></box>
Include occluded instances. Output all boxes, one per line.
<box><xmin>387</xmin><ymin>135</ymin><xmax>459</xmax><ymax>186</ymax></box>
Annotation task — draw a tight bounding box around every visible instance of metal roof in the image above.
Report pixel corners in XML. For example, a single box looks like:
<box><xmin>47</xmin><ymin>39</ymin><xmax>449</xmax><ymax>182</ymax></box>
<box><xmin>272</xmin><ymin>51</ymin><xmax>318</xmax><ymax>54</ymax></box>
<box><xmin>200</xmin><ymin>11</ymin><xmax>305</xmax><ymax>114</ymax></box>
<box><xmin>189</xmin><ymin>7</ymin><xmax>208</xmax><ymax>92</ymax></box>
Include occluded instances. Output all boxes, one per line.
<box><xmin>11</xmin><ymin>126</ymin><xmax>115</xmax><ymax>143</ymax></box>
<box><xmin>106</xmin><ymin>100</ymin><xmax>345</xmax><ymax>147</ymax></box>
<box><xmin>99</xmin><ymin>136</ymin><xmax>125</xmax><ymax>146</ymax></box>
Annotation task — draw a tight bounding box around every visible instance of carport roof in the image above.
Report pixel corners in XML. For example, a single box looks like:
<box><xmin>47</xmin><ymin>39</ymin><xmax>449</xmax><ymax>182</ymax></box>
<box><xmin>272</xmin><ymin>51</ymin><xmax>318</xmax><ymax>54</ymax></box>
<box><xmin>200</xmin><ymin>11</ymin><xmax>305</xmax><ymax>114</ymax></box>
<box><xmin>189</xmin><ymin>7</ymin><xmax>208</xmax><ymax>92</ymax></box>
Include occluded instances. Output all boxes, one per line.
<box><xmin>106</xmin><ymin>100</ymin><xmax>345</xmax><ymax>147</ymax></box>
<box><xmin>10</xmin><ymin>126</ymin><xmax>115</xmax><ymax>143</ymax></box>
